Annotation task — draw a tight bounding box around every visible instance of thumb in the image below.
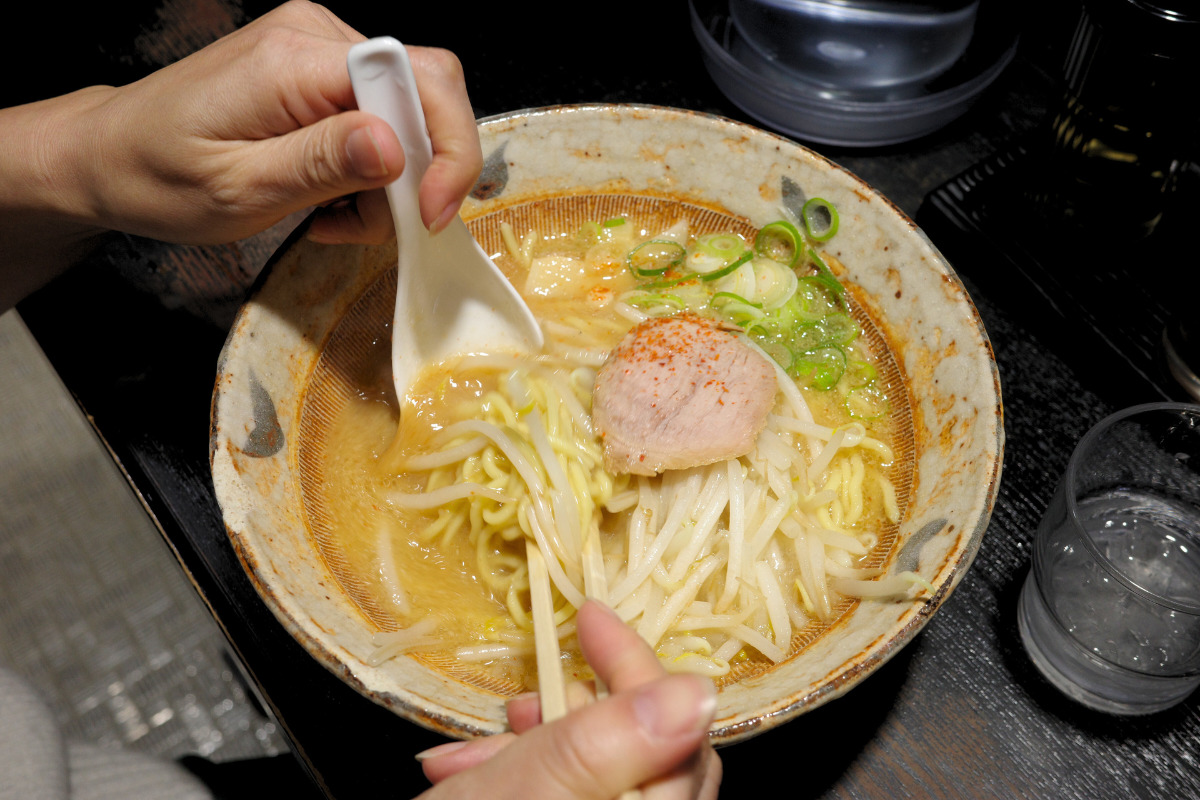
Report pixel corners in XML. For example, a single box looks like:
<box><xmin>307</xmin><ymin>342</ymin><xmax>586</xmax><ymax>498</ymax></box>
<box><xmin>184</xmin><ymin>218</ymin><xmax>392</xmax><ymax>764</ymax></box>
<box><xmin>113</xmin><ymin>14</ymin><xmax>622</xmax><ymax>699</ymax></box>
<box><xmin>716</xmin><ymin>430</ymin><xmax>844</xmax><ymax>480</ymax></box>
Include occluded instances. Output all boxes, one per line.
<box><xmin>248</xmin><ymin>111</ymin><xmax>405</xmax><ymax>216</ymax></box>
<box><xmin>420</xmin><ymin>673</ymin><xmax>716</xmax><ymax>800</ymax></box>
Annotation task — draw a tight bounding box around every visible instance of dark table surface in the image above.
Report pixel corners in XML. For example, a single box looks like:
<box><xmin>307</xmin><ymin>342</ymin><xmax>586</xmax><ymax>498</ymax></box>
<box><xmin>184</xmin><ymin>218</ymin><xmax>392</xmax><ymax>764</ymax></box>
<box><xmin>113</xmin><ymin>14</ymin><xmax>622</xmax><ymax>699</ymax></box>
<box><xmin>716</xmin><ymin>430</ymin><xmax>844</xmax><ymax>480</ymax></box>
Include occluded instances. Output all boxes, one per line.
<box><xmin>11</xmin><ymin>1</ymin><xmax>1200</xmax><ymax>797</ymax></box>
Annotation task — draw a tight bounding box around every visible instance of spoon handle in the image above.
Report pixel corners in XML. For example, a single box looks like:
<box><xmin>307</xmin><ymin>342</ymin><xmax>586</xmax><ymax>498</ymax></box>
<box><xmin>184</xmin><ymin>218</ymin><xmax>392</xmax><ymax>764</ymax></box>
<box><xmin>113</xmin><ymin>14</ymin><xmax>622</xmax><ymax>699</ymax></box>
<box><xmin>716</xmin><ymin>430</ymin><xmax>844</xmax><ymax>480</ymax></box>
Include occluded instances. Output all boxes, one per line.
<box><xmin>348</xmin><ymin>36</ymin><xmax>542</xmax><ymax>404</ymax></box>
<box><xmin>347</xmin><ymin>37</ymin><xmax>431</xmax><ymax>242</ymax></box>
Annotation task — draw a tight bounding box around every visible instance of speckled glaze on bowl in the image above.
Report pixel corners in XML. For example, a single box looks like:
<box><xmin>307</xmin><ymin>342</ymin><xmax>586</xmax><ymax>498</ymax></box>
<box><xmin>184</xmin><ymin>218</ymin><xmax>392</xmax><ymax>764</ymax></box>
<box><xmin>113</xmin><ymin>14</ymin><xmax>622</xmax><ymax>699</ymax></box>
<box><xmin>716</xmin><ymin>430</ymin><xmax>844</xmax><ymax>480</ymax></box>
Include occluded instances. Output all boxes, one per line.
<box><xmin>210</xmin><ymin>104</ymin><xmax>1003</xmax><ymax>744</ymax></box>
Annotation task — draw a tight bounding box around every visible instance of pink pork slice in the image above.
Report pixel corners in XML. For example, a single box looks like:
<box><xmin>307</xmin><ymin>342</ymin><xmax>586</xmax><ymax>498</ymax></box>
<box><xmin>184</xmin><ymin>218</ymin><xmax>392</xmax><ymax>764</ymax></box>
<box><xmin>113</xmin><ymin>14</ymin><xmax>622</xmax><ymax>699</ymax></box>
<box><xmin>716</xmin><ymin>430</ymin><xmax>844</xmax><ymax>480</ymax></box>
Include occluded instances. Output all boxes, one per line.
<box><xmin>592</xmin><ymin>313</ymin><xmax>778</xmax><ymax>476</ymax></box>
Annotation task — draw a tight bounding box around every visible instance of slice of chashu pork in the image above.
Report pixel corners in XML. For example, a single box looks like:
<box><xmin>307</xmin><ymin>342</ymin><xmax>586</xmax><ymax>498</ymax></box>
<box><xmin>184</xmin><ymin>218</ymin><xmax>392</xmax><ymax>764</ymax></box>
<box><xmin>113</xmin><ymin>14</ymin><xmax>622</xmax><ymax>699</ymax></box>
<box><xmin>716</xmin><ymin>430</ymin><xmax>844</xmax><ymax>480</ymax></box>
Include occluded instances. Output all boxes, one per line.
<box><xmin>592</xmin><ymin>312</ymin><xmax>778</xmax><ymax>476</ymax></box>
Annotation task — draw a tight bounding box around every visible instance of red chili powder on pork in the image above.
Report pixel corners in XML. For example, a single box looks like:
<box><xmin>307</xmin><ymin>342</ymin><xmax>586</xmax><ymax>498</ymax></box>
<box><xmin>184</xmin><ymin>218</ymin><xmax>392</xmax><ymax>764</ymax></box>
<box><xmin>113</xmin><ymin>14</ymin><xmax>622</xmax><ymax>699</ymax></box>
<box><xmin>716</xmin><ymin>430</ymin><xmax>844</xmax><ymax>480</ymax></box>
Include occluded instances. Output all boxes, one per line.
<box><xmin>591</xmin><ymin>313</ymin><xmax>778</xmax><ymax>476</ymax></box>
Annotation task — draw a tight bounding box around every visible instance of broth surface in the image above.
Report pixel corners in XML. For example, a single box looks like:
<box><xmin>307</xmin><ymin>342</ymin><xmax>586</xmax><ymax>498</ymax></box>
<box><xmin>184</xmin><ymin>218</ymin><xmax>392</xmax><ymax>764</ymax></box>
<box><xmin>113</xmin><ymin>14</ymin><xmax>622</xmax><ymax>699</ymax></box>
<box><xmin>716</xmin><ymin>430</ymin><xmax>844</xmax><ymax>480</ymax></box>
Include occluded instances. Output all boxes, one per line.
<box><xmin>300</xmin><ymin>197</ymin><xmax>914</xmax><ymax>693</ymax></box>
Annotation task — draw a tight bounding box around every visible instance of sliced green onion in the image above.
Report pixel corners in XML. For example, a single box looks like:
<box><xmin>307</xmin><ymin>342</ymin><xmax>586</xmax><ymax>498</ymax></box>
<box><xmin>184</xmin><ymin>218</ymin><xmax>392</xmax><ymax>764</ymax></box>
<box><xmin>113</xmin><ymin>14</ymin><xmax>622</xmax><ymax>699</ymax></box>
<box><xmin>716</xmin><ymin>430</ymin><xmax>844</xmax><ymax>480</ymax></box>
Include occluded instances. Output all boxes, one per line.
<box><xmin>760</xmin><ymin>338</ymin><xmax>796</xmax><ymax>371</ymax></box>
<box><xmin>790</xmin><ymin>322</ymin><xmax>829</xmax><ymax>353</ymax></box>
<box><xmin>751</xmin><ymin>258</ymin><xmax>799</xmax><ymax>310</ymax></box>
<box><xmin>627</xmin><ymin>239</ymin><xmax>686</xmax><ymax>276</ymax></box>
<box><xmin>603</xmin><ymin>217</ymin><xmax>627</xmax><ymax>228</ymax></box>
<box><xmin>793</xmin><ymin>345</ymin><xmax>846</xmax><ymax>391</ymax></box>
<box><xmin>846</xmin><ymin>383</ymin><xmax>889</xmax><ymax>420</ymax></box>
<box><xmin>639</xmin><ymin>270</ymin><xmax>700</xmax><ymax>291</ymax></box>
<box><xmin>625</xmin><ymin>292</ymin><xmax>686</xmax><ymax>311</ymax></box>
<box><xmin>818</xmin><ymin>312</ymin><xmax>860</xmax><ymax>346</ymax></box>
<box><xmin>802</xmin><ymin>198</ymin><xmax>839</xmax><ymax>242</ymax></box>
<box><xmin>743</xmin><ymin>315</ymin><xmax>786</xmax><ymax>339</ymax></box>
<box><xmin>577</xmin><ymin>220</ymin><xmax>603</xmax><ymax>243</ymax></box>
<box><xmin>808</xmin><ymin>248</ymin><xmax>845</xmax><ymax>297</ymax></box>
<box><xmin>793</xmin><ymin>276</ymin><xmax>843</xmax><ymax>320</ymax></box>
<box><xmin>711</xmin><ymin>292</ymin><xmax>765</xmax><ymax>325</ymax></box>
<box><xmin>844</xmin><ymin>359</ymin><xmax>878</xmax><ymax>388</ymax></box>
<box><xmin>699</xmin><ymin>250</ymin><xmax>754</xmax><ymax>282</ymax></box>
<box><xmin>685</xmin><ymin>249</ymin><xmax>726</xmax><ymax>274</ymax></box>
<box><xmin>687</xmin><ymin>232</ymin><xmax>751</xmax><ymax>275</ymax></box>
<box><xmin>696</xmin><ymin>232</ymin><xmax>748</xmax><ymax>260</ymax></box>
<box><xmin>754</xmin><ymin>220</ymin><xmax>804</xmax><ymax>267</ymax></box>
<box><xmin>709</xmin><ymin>262</ymin><xmax>756</xmax><ymax>304</ymax></box>
<box><xmin>727</xmin><ymin>304</ymin><xmax>767</xmax><ymax>325</ymax></box>
<box><xmin>710</xmin><ymin>291</ymin><xmax>761</xmax><ymax>309</ymax></box>
<box><xmin>783</xmin><ymin>314</ymin><xmax>859</xmax><ymax>355</ymax></box>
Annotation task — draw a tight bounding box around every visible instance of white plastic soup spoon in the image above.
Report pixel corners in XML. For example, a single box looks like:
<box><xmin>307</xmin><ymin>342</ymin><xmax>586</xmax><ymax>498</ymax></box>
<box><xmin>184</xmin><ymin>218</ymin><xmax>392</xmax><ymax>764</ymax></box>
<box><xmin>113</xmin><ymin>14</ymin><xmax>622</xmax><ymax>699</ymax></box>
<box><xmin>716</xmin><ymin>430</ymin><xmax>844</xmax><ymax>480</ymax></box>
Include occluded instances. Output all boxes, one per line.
<box><xmin>347</xmin><ymin>37</ymin><xmax>543</xmax><ymax>406</ymax></box>
<box><xmin>347</xmin><ymin>37</ymin><xmax>565</xmax><ymax>727</ymax></box>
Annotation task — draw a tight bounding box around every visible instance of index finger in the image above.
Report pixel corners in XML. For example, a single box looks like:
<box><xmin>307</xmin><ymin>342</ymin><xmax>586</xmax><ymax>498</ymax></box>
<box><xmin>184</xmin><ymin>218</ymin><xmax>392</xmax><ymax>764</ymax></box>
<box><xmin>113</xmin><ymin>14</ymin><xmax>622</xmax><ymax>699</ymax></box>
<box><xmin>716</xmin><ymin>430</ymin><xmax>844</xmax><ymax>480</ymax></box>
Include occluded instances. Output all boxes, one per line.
<box><xmin>407</xmin><ymin>45</ymin><xmax>483</xmax><ymax>229</ymax></box>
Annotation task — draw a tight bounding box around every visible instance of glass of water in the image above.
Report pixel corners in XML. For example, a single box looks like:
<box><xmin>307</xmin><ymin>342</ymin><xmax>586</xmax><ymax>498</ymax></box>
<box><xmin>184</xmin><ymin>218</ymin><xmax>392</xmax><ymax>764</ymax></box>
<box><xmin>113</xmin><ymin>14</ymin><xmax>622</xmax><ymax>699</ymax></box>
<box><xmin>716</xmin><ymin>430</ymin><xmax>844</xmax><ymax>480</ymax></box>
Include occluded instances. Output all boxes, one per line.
<box><xmin>1018</xmin><ymin>402</ymin><xmax>1200</xmax><ymax>715</ymax></box>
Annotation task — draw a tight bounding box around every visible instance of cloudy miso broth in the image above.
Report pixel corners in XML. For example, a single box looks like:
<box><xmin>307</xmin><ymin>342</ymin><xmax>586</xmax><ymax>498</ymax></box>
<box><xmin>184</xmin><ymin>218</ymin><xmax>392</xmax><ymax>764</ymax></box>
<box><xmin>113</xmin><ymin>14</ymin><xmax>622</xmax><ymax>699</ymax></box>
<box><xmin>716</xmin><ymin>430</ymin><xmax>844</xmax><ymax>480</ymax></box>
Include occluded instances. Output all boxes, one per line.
<box><xmin>299</xmin><ymin>199</ymin><xmax>913</xmax><ymax>695</ymax></box>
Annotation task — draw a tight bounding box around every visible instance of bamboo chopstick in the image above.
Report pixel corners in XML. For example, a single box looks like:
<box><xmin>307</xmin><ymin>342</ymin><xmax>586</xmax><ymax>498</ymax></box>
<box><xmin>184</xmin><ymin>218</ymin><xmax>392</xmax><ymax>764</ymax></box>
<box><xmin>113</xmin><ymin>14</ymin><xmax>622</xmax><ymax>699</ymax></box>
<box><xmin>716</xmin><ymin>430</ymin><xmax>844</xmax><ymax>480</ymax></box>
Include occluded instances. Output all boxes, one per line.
<box><xmin>582</xmin><ymin>533</ymin><xmax>643</xmax><ymax>800</ymax></box>
<box><xmin>526</xmin><ymin>538</ymin><xmax>567</xmax><ymax>722</ymax></box>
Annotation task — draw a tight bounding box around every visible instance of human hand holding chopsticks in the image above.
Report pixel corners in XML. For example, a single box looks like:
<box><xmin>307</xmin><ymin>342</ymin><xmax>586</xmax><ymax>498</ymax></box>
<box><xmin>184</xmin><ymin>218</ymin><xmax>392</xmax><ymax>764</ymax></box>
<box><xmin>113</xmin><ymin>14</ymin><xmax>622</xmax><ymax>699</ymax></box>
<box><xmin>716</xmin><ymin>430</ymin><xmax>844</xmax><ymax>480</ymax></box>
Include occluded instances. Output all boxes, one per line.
<box><xmin>416</xmin><ymin>600</ymin><xmax>722</xmax><ymax>800</ymax></box>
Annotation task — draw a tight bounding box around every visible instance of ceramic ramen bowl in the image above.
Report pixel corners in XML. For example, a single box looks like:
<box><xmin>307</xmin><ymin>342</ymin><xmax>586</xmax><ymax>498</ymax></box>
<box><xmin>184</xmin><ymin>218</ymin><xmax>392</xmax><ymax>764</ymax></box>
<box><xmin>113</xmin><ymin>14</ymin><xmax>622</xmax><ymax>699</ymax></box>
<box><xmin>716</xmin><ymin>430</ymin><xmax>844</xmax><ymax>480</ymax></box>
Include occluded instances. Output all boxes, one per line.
<box><xmin>209</xmin><ymin>103</ymin><xmax>1003</xmax><ymax>744</ymax></box>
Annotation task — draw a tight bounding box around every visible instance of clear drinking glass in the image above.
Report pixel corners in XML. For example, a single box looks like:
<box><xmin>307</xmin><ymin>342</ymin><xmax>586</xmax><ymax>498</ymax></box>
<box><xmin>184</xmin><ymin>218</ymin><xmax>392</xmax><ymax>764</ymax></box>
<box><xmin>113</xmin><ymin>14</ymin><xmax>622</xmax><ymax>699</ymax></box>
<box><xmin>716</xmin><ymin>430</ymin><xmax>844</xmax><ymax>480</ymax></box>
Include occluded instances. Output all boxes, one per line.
<box><xmin>1018</xmin><ymin>402</ymin><xmax>1200</xmax><ymax>715</ymax></box>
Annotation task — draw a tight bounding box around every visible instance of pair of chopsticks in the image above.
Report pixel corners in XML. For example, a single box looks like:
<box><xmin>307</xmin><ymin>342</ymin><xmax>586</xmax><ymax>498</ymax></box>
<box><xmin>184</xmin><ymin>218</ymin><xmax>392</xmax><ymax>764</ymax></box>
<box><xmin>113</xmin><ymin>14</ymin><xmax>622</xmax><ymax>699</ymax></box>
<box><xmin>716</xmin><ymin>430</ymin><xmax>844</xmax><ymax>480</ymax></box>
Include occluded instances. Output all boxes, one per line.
<box><xmin>526</xmin><ymin>535</ymin><xmax>641</xmax><ymax>799</ymax></box>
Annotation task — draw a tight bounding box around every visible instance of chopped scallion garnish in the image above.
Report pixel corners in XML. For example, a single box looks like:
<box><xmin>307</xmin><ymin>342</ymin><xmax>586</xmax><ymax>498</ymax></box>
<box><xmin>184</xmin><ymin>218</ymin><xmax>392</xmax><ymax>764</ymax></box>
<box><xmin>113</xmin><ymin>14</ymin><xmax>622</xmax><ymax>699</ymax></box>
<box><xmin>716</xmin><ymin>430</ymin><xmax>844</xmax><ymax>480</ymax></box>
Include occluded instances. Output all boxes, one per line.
<box><xmin>699</xmin><ymin>250</ymin><xmax>753</xmax><ymax>282</ymax></box>
<box><xmin>794</xmin><ymin>345</ymin><xmax>846</xmax><ymax>391</ymax></box>
<box><xmin>808</xmin><ymin>248</ymin><xmax>845</xmax><ymax>297</ymax></box>
<box><xmin>696</xmin><ymin>232</ymin><xmax>748</xmax><ymax>260</ymax></box>
<box><xmin>802</xmin><ymin>198</ymin><xmax>839</xmax><ymax>242</ymax></box>
<box><xmin>754</xmin><ymin>219</ymin><xmax>804</xmax><ymax>266</ymax></box>
<box><xmin>610</xmin><ymin>203</ymin><xmax>883</xmax><ymax>407</ymax></box>
<box><xmin>627</xmin><ymin>239</ymin><xmax>686</xmax><ymax>277</ymax></box>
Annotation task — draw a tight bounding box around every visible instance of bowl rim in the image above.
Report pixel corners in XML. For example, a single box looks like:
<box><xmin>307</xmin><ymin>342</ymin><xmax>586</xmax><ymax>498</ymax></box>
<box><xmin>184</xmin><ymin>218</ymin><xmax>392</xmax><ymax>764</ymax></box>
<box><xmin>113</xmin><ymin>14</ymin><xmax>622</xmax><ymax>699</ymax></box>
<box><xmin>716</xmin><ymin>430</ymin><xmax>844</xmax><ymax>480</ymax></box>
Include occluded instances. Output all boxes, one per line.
<box><xmin>210</xmin><ymin>101</ymin><xmax>1005</xmax><ymax>744</ymax></box>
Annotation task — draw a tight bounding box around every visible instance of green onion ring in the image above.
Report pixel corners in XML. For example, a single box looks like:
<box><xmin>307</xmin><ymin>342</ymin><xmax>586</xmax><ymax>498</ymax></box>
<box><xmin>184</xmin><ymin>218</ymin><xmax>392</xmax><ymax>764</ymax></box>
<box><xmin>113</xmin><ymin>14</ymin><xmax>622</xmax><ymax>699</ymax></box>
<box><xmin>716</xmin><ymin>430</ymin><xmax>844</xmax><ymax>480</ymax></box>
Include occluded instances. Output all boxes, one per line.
<box><xmin>760</xmin><ymin>339</ymin><xmax>796</xmax><ymax>371</ymax></box>
<box><xmin>699</xmin><ymin>250</ymin><xmax>753</xmax><ymax>282</ymax></box>
<box><xmin>754</xmin><ymin>220</ymin><xmax>803</xmax><ymax>266</ymax></box>
<box><xmin>846</xmin><ymin>383</ymin><xmax>889</xmax><ymax>420</ymax></box>
<box><xmin>639</xmin><ymin>270</ymin><xmax>700</xmax><ymax>291</ymax></box>
<box><xmin>696</xmin><ymin>233</ymin><xmax>747</xmax><ymax>260</ymax></box>
<box><xmin>802</xmin><ymin>198</ymin><xmax>840</xmax><ymax>242</ymax></box>
<box><xmin>627</xmin><ymin>239</ymin><xmax>686</xmax><ymax>276</ymax></box>
<box><xmin>807</xmin><ymin>247</ymin><xmax>845</xmax><ymax>296</ymax></box>
<box><xmin>625</xmin><ymin>292</ymin><xmax>685</xmax><ymax>310</ymax></box>
<box><xmin>710</xmin><ymin>291</ymin><xmax>762</xmax><ymax>309</ymax></box>
<box><xmin>793</xmin><ymin>345</ymin><xmax>846</xmax><ymax>391</ymax></box>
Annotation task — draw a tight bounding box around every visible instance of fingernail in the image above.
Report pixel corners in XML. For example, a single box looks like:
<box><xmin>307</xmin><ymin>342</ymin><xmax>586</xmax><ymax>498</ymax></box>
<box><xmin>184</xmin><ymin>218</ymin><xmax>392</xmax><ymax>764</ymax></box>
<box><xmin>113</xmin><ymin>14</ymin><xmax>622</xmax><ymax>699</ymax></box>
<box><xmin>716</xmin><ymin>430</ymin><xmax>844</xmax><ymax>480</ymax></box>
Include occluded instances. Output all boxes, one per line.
<box><xmin>414</xmin><ymin>740</ymin><xmax>469</xmax><ymax>762</ymax></box>
<box><xmin>429</xmin><ymin>199</ymin><xmax>462</xmax><ymax>234</ymax></box>
<box><xmin>632</xmin><ymin>675</ymin><xmax>717</xmax><ymax>740</ymax></box>
<box><xmin>346</xmin><ymin>126</ymin><xmax>389</xmax><ymax>179</ymax></box>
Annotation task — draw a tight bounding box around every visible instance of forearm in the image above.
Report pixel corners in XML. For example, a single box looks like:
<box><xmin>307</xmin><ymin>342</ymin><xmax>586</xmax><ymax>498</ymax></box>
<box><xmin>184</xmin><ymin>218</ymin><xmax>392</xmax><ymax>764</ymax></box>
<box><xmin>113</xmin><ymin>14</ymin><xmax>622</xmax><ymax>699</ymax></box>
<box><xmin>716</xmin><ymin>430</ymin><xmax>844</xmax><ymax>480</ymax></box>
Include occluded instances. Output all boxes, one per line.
<box><xmin>0</xmin><ymin>87</ymin><xmax>116</xmax><ymax>312</ymax></box>
<box><xmin>0</xmin><ymin>1</ymin><xmax>484</xmax><ymax>314</ymax></box>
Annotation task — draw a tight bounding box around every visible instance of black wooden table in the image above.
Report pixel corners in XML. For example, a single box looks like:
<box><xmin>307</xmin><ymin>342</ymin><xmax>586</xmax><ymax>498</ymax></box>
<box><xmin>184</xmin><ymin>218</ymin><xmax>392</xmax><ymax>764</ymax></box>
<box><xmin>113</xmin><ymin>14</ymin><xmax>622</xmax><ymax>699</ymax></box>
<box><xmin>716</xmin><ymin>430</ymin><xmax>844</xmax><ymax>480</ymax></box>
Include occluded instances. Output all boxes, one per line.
<box><xmin>12</xmin><ymin>1</ymin><xmax>1200</xmax><ymax>797</ymax></box>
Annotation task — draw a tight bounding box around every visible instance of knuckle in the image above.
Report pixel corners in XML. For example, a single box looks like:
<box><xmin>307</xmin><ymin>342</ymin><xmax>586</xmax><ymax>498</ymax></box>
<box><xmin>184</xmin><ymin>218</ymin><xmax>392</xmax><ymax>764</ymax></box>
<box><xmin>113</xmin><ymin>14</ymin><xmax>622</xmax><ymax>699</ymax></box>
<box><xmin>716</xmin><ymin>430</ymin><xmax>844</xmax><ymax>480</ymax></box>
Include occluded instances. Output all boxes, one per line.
<box><xmin>207</xmin><ymin>160</ymin><xmax>275</xmax><ymax>222</ymax></box>
<box><xmin>205</xmin><ymin>160</ymin><xmax>253</xmax><ymax>211</ymax></box>
<box><xmin>272</xmin><ymin>0</ymin><xmax>326</xmax><ymax>25</ymax></box>
<box><xmin>417</xmin><ymin>46</ymin><xmax>467</xmax><ymax>83</ymax></box>
<box><xmin>250</xmin><ymin>25</ymin><xmax>308</xmax><ymax>66</ymax></box>
<box><xmin>208</xmin><ymin>179</ymin><xmax>261</xmax><ymax>227</ymax></box>
<box><xmin>299</xmin><ymin>127</ymin><xmax>342</xmax><ymax>188</ymax></box>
